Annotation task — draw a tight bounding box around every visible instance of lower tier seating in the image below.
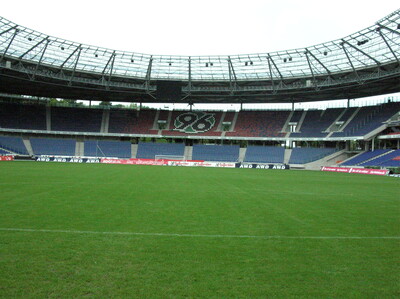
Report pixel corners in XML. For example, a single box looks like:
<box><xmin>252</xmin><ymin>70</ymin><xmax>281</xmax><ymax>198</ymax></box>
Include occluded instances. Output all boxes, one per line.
<box><xmin>30</xmin><ymin>138</ymin><xmax>76</xmax><ymax>156</ymax></box>
<box><xmin>244</xmin><ymin>146</ymin><xmax>285</xmax><ymax>163</ymax></box>
<box><xmin>0</xmin><ymin>136</ymin><xmax>29</xmax><ymax>155</ymax></box>
<box><xmin>289</xmin><ymin>147</ymin><xmax>337</xmax><ymax>164</ymax></box>
<box><xmin>84</xmin><ymin>140</ymin><xmax>131</xmax><ymax>158</ymax></box>
<box><xmin>192</xmin><ymin>144</ymin><xmax>239</xmax><ymax>162</ymax></box>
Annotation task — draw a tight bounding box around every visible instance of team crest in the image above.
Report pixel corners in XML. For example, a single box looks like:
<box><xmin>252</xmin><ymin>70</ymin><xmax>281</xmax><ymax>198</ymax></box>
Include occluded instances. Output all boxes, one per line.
<box><xmin>174</xmin><ymin>112</ymin><xmax>216</xmax><ymax>134</ymax></box>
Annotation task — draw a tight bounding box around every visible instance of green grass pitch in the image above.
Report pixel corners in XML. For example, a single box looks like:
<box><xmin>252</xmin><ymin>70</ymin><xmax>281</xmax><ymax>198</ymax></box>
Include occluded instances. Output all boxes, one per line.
<box><xmin>0</xmin><ymin>162</ymin><xmax>399</xmax><ymax>298</ymax></box>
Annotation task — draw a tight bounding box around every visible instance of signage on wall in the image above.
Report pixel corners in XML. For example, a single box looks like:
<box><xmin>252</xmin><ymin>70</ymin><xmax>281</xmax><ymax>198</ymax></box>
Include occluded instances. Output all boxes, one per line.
<box><xmin>174</xmin><ymin>112</ymin><xmax>216</xmax><ymax>134</ymax></box>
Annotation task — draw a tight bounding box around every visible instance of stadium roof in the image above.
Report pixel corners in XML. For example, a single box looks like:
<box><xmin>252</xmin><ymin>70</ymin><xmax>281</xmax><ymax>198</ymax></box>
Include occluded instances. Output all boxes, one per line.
<box><xmin>0</xmin><ymin>9</ymin><xmax>399</xmax><ymax>104</ymax></box>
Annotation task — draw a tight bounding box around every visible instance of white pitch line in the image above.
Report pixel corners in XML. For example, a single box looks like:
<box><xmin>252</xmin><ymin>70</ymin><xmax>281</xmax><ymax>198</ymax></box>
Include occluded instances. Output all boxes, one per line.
<box><xmin>0</xmin><ymin>228</ymin><xmax>399</xmax><ymax>240</ymax></box>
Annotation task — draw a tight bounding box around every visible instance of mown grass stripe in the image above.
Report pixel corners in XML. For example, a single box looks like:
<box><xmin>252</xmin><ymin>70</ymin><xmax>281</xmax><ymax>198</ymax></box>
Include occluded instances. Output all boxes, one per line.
<box><xmin>1</xmin><ymin>227</ymin><xmax>399</xmax><ymax>239</ymax></box>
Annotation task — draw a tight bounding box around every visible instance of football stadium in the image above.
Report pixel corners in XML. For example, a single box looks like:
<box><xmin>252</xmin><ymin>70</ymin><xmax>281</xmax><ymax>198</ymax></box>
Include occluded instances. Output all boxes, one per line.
<box><xmin>0</xmin><ymin>5</ymin><xmax>399</xmax><ymax>298</ymax></box>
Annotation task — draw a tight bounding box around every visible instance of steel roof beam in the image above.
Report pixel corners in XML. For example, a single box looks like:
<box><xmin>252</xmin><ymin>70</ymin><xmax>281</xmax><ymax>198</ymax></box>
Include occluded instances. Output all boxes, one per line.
<box><xmin>267</xmin><ymin>54</ymin><xmax>283</xmax><ymax>92</ymax></box>
<box><xmin>144</xmin><ymin>56</ymin><xmax>153</xmax><ymax>93</ymax></box>
<box><xmin>68</xmin><ymin>47</ymin><xmax>82</xmax><ymax>86</ymax></box>
<box><xmin>377</xmin><ymin>29</ymin><xmax>399</xmax><ymax>64</ymax></box>
<box><xmin>227</xmin><ymin>56</ymin><xmax>237</xmax><ymax>93</ymax></box>
<box><xmin>342</xmin><ymin>40</ymin><xmax>381</xmax><ymax>67</ymax></box>
<box><xmin>32</xmin><ymin>38</ymin><xmax>50</xmax><ymax>80</ymax></box>
<box><xmin>267</xmin><ymin>55</ymin><xmax>275</xmax><ymax>91</ymax></box>
<box><xmin>305</xmin><ymin>49</ymin><xmax>332</xmax><ymax>76</ymax></box>
<box><xmin>188</xmin><ymin>57</ymin><xmax>192</xmax><ymax>93</ymax></box>
<box><xmin>267</xmin><ymin>54</ymin><xmax>283</xmax><ymax>79</ymax></box>
<box><xmin>102</xmin><ymin>51</ymin><xmax>116</xmax><ymax>75</ymax></box>
<box><xmin>341</xmin><ymin>40</ymin><xmax>360</xmax><ymax>82</ymax></box>
<box><xmin>304</xmin><ymin>51</ymin><xmax>317</xmax><ymax>88</ymax></box>
<box><xmin>59</xmin><ymin>44</ymin><xmax>82</xmax><ymax>69</ymax></box>
<box><xmin>0</xmin><ymin>25</ymin><xmax>17</xmax><ymax>36</ymax></box>
<box><xmin>19</xmin><ymin>36</ymin><xmax>48</xmax><ymax>60</ymax></box>
<box><xmin>0</xmin><ymin>27</ymin><xmax>19</xmax><ymax>63</ymax></box>
<box><xmin>376</xmin><ymin>23</ymin><xmax>400</xmax><ymax>36</ymax></box>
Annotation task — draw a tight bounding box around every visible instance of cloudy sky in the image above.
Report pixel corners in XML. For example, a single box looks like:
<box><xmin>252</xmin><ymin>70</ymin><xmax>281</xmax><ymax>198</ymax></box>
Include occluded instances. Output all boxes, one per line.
<box><xmin>1</xmin><ymin>1</ymin><xmax>398</xmax><ymax>108</ymax></box>
<box><xmin>1</xmin><ymin>0</ymin><xmax>399</xmax><ymax>56</ymax></box>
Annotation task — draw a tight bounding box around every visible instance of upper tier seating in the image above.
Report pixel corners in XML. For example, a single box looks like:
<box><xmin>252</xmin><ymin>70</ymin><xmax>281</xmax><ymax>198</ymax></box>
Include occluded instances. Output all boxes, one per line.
<box><xmin>51</xmin><ymin>107</ymin><xmax>103</xmax><ymax>132</ymax></box>
<box><xmin>1</xmin><ymin>101</ymin><xmax>398</xmax><ymax>139</ymax></box>
<box><xmin>289</xmin><ymin>147</ymin><xmax>337</xmax><ymax>164</ymax></box>
<box><xmin>30</xmin><ymin>137</ymin><xmax>76</xmax><ymax>156</ymax></box>
<box><xmin>108</xmin><ymin>109</ymin><xmax>156</xmax><ymax>134</ymax></box>
<box><xmin>0</xmin><ymin>102</ymin><xmax>46</xmax><ymax>130</ymax></box>
<box><xmin>290</xmin><ymin>108</ymin><xmax>344</xmax><ymax>138</ymax></box>
<box><xmin>0</xmin><ymin>136</ymin><xmax>29</xmax><ymax>155</ymax></box>
<box><xmin>226</xmin><ymin>111</ymin><xmax>288</xmax><ymax>137</ymax></box>
<box><xmin>244</xmin><ymin>146</ymin><xmax>285</xmax><ymax>163</ymax></box>
<box><xmin>84</xmin><ymin>140</ymin><xmax>131</xmax><ymax>158</ymax></box>
<box><xmin>162</xmin><ymin>111</ymin><xmax>223</xmax><ymax>137</ymax></box>
<box><xmin>192</xmin><ymin>144</ymin><xmax>239</xmax><ymax>162</ymax></box>
<box><xmin>331</xmin><ymin>103</ymin><xmax>400</xmax><ymax>137</ymax></box>
<box><xmin>136</xmin><ymin>142</ymin><xmax>185</xmax><ymax>159</ymax></box>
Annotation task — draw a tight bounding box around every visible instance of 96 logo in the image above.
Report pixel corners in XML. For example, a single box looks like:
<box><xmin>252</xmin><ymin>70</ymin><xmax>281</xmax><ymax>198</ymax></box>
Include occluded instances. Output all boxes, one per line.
<box><xmin>174</xmin><ymin>112</ymin><xmax>216</xmax><ymax>134</ymax></box>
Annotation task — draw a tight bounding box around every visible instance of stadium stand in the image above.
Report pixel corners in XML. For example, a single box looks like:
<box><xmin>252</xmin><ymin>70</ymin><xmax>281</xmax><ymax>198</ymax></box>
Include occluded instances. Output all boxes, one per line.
<box><xmin>136</xmin><ymin>142</ymin><xmax>185</xmax><ymax>159</ymax></box>
<box><xmin>84</xmin><ymin>140</ymin><xmax>131</xmax><ymax>158</ymax></box>
<box><xmin>0</xmin><ymin>136</ymin><xmax>29</xmax><ymax>155</ymax></box>
<box><xmin>30</xmin><ymin>138</ymin><xmax>76</xmax><ymax>156</ymax></box>
<box><xmin>0</xmin><ymin>102</ymin><xmax>46</xmax><ymax>130</ymax></box>
<box><xmin>340</xmin><ymin>149</ymin><xmax>391</xmax><ymax>166</ymax></box>
<box><xmin>288</xmin><ymin>110</ymin><xmax>303</xmax><ymax>123</ymax></box>
<box><xmin>331</xmin><ymin>103</ymin><xmax>400</xmax><ymax>137</ymax></box>
<box><xmin>360</xmin><ymin>149</ymin><xmax>400</xmax><ymax>167</ymax></box>
<box><xmin>223</xmin><ymin>112</ymin><xmax>236</xmax><ymax>122</ymax></box>
<box><xmin>289</xmin><ymin>147</ymin><xmax>337</xmax><ymax>164</ymax></box>
<box><xmin>0</xmin><ymin>148</ymin><xmax>9</xmax><ymax>155</ymax></box>
<box><xmin>226</xmin><ymin>111</ymin><xmax>288</xmax><ymax>137</ymax></box>
<box><xmin>244</xmin><ymin>146</ymin><xmax>285</xmax><ymax>163</ymax></box>
<box><xmin>162</xmin><ymin>111</ymin><xmax>223</xmax><ymax>136</ymax></box>
<box><xmin>290</xmin><ymin>108</ymin><xmax>344</xmax><ymax>137</ymax></box>
<box><xmin>51</xmin><ymin>107</ymin><xmax>103</xmax><ymax>132</ymax></box>
<box><xmin>192</xmin><ymin>144</ymin><xmax>239</xmax><ymax>162</ymax></box>
<box><xmin>108</xmin><ymin>109</ymin><xmax>156</xmax><ymax>134</ymax></box>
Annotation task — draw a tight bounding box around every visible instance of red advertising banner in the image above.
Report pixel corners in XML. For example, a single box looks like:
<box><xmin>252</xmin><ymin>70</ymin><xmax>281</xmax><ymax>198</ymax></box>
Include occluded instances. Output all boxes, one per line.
<box><xmin>321</xmin><ymin>166</ymin><xmax>388</xmax><ymax>176</ymax></box>
<box><xmin>101</xmin><ymin>158</ymin><xmax>168</xmax><ymax>166</ymax></box>
<box><xmin>0</xmin><ymin>156</ymin><xmax>14</xmax><ymax>161</ymax></box>
<box><xmin>100</xmin><ymin>158</ymin><xmax>205</xmax><ymax>166</ymax></box>
<box><xmin>168</xmin><ymin>161</ymin><xmax>236</xmax><ymax>168</ymax></box>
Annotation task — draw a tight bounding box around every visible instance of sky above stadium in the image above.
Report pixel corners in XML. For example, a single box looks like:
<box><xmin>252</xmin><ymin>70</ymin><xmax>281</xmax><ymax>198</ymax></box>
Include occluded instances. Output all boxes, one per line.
<box><xmin>1</xmin><ymin>0</ymin><xmax>399</xmax><ymax>108</ymax></box>
<box><xmin>1</xmin><ymin>0</ymin><xmax>399</xmax><ymax>56</ymax></box>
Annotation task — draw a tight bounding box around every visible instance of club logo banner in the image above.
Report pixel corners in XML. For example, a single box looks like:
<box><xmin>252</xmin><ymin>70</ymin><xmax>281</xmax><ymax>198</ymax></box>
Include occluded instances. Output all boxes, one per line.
<box><xmin>174</xmin><ymin>112</ymin><xmax>216</xmax><ymax>134</ymax></box>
